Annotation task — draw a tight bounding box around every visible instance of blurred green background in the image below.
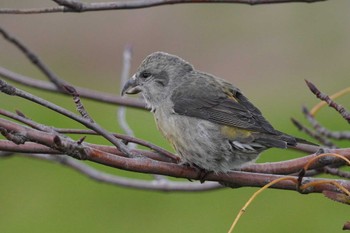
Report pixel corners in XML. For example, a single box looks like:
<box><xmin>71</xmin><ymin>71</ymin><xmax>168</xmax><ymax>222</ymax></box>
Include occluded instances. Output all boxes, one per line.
<box><xmin>0</xmin><ymin>0</ymin><xmax>349</xmax><ymax>232</ymax></box>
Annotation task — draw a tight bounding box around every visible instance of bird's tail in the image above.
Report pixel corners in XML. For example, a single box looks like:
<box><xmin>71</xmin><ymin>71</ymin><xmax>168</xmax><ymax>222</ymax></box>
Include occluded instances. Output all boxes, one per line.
<box><xmin>277</xmin><ymin>131</ymin><xmax>320</xmax><ymax>154</ymax></box>
<box><xmin>254</xmin><ymin>131</ymin><xmax>320</xmax><ymax>153</ymax></box>
<box><xmin>291</xmin><ymin>136</ymin><xmax>320</xmax><ymax>154</ymax></box>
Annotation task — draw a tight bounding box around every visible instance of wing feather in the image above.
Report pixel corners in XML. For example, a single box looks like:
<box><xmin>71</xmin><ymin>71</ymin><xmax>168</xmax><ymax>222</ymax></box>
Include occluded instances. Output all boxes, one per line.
<box><xmin>170</xmin><ymin>73</ymin><xmax>277</xmax><ymax>134</ymax></box>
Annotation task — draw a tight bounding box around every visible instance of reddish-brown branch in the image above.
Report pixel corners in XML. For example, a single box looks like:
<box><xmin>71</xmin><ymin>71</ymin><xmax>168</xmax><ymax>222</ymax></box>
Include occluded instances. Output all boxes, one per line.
<box><xmin>242</xmin><ymin>148</ymin><xmax>350</xmax><ymax>174</ymax></box>
<box><xmin>0</xmin><ymin>79</ymin><xmax>140</xmax><ymax>158</ymax></box>
<box><xmin>1</xmin><ymin>117</ymin><xmax>350</xmax><ymax>193</ymax></box>
<box><xmin>0</xmin><ymin>108</ymin><xmax>177</xmax><ymax>161</ymax></box>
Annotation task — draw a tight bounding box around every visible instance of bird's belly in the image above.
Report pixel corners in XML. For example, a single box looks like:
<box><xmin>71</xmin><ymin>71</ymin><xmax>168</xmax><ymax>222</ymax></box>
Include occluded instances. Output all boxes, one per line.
<box><xmin>154</xmin><ymin>110</ymin><xmax>260</xmax><ymax>173</ymax></box>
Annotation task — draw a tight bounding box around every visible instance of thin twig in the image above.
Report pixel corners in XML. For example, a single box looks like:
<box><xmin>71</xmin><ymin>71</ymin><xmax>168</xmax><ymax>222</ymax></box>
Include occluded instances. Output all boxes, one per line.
<box><xmin>305</xmin><ymin>80</ymin><xmax>350</xmax><ymax>123</ymax></box>
<box><xmin>324</xmin><ymin>167</ymin><xmax>350</xmax><ymax>179</ymax></box>
<box><xmin>302</xmin><ymin>106</ymin><xmax>350</xmax><ymax>140</ymax></box>
<box><xmin>118</xmin><ymin>45</ymin><xmax>136</xmax><ymax>149</ymax></box>
<box><xmin>0</xmin><ymin>67</ymin><xmax>146</xmax><ymax>109</ymax></box>
<box><xmin>0</xmin><ymin>79</ymin><xmax>136</xmax><ymax>158</ymax></box>
<box><xmin>64</xmin><ymin>85</ymin><xmax>94</xmax><ymax>122</ymax></box>
<box><xmin>19</xmin><ymin>152</ymin><xmax>221</xmax><ymax>192</ymax></box>
<box><xmin>0</xmin><ymin>108</ymin><xmax>178</xmax><ymax>161</ymax></box>
<box><xmin>0</xmin><ymin>27</ymin><xmax>146</xmax><ymax>116</ymax></box>
<box><xmin>0</xmin><ymin>27</ymin><xmax>67</xmax><ymax>91</ymax></box>
<box><xmin>0</xmin><ymin>139</ymin><xmax>173</xmax><ymax>163</ymax></box>
<box><xmin>291</xmin><ymin>117</ymin><xmax>336</xmax><ymax>148</ymax></box>
<box><xmin>310</xmin><ymin>86</ymin><xmax>350</xmax><ymax>116</ymax></box>
<box><xmin>0</xmin><ymin>0</ymin><xmax>327</xmax><ymax>14</ymax></box>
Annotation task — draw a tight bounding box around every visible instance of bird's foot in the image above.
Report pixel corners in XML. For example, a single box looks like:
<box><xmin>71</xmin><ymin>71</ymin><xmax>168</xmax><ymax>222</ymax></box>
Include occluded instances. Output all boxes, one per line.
<box><xmin>179</xmin><ymin>162</ymin><xmax>211</xmax><ymax>183</ymax></box>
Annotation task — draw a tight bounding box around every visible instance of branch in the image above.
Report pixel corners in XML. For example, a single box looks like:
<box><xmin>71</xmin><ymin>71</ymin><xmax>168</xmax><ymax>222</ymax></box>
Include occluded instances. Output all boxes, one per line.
<box><xmin>2</xmin><ymin>116</ymin><xmax>350</xmax><ymax>188</ymax></box>
<box><xmin>118</xmin><ymin>45</ymin><xmax>137</xmax><ymax>148</ymax></box>
<box><xmin>0</xmin><ymin>26</ymin><xmax>145</xmax><ymax>109</ymax></box>
<box><xmin>291</xmin><ymin>117</ymin><xmax>337</xmax><ymax>148</ymax></box>
<box><xmin>18</xmin><ymin>153</ymin><xmax>221</xmax><ymax>192</ymax></box>
<box><xmin>0</xmin><ymin>67</ymin><xmax>145</xmax><ymax>109</ymax></box>
<box><xmin>1</xmin><ymin>134</ymin><xmax>350</xmax><ymax>194</ymax></box>
<box><xmin>0</xmin><ymin>0</ymin><xmax>327</xmax><ymax>14</ymax></box>
<box><xmin>0</xmin><ymin>79</ymin><xmax>137</xmax><ymax>158</ymax></box>
<box><xmin>0</xmin><ymin>27</ymin><xmax>68</xmax><ymax>91</ymax></box>
<box><xmin>305</xmin><ymin>80</ymin><xmax>350</xmax><ymax>123</ymax></box>
<box><xmin>302</xmin><ymin>105</ymin><xmax>350</xmax><ymax>140</ymax></box>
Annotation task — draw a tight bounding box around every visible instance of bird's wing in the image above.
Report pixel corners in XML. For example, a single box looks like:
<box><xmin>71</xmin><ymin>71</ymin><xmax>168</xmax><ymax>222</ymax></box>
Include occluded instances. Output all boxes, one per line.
<box><xmin>170</xmin><ymin>74</ymin><xmax>277</xmax><ymax>134</ymax></box>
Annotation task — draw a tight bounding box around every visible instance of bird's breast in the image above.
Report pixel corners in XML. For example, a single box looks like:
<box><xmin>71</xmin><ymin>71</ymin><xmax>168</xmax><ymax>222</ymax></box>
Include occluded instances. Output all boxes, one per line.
<box><xmin>153</xmin><ymin>107</ymin><xmax>178</xmax><ymax>145</ymax></box>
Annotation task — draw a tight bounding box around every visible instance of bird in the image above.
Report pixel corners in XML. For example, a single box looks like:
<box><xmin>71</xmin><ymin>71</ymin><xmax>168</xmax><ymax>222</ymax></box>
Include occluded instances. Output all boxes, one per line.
<box><xmin>122</xmin><ymin>52</ymin><xmax>317</xmax><ymax>173</ymax></box>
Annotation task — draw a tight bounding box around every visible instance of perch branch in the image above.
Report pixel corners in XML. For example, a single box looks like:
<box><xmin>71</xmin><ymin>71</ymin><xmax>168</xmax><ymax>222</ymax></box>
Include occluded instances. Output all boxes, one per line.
<box><xmin>1</xmin><ymin>120</ymin><xmax>349</xmax><ymax>193</ymax></box>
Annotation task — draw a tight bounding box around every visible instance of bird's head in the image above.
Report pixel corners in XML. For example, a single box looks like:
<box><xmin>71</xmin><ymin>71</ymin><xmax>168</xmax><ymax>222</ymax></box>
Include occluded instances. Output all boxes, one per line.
<box><xmin>121</xmin><ymin>52</ymin><xmax>193</xmax><ymax>109</ymax></box>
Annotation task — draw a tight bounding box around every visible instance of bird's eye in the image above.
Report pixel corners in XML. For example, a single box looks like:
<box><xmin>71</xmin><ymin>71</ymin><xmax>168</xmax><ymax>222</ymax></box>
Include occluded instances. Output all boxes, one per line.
<box><xmin>141</xmin><ymin>71</ymin><xmax>151</xmax><ymax>79</ymax></box>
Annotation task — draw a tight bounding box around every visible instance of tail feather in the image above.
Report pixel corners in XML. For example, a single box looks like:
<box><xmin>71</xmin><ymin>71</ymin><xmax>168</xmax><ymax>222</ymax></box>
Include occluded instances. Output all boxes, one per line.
<box><xmin>294</xmin><ymin>136</ymin><xmax>318</xmax><ymax>146</ymax></box>
<box><xmin>253</xmin><ymin>131</ymin><xmax>320</xmax><ymax>153</ymax></box>
<box><xmin>279</xmin><ymin>132</ymin><xmax>320</xmax><ymax>153</ymax></box>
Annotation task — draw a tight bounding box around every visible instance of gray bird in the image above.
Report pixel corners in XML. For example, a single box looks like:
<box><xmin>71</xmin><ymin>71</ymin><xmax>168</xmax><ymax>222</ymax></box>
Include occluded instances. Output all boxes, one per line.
<box><xmin>122</xmin><ymin>52</ymin><xmax>316</xmax><ymax>173</ymax></box>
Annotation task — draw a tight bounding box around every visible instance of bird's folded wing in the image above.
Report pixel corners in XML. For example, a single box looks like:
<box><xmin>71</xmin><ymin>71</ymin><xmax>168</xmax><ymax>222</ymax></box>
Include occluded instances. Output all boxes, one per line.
<box><xmin>171</xmin><ymin>77</ymin><xmax>277</xmax><ymax>135</ymax></box>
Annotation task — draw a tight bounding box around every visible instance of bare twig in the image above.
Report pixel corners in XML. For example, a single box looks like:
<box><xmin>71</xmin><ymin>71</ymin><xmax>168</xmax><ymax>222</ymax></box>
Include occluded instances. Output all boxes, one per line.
<box><xmin>0</xmin><ymin>108</ymin><xmax>48</xmax><ymax>131</ymax></box>
<box><xmin>0</xmin><ymin>27</ymin><xmax>68</xmax><ymax>91</ymax></box>
<box><xmin>0</xmin><ymin>0</ymin><xmax>327</xmax><ymax>14</ymax></box>
<box><xmin>291</xmin><ymin>117</ymin><xmax>336</xmax><ymax>148</ymax></box>
<box><xmin>242</xmin><ymin>148</ymin><xmax>349</xmax><ymax>175</ymax></box>
<box><xmin>310</xmin><ymin>86</ymin><xmax>350</xmax><ymax>116</ymax></box>
<box><xmin>118</xmin><ymin>45</ymin><xmax>136</xmax><ymax>149</ymax></box>
<box><xmin>0</xmin><ymin>27</ymin><xmax>146</xmax><ymax>116</ymax></box>
<box><xmin>64</xmin><ymin>85</ymin><xmax>94</xmax><ymax>122</ymax></box>
<box><xmin>0</xmin><ymin>139</ymin><xmax>174</xmax><ymax>163</ymax></box>
<box><xmin>302</xmin><ymin>106</ymin><xmax>350</xmax><ymax>140</ymax></box>
<box><xmin>57</xmin><ymin>129</ymin><xmax>178</xmax><ymax>161</ymax></box>
<box><xmin>0</xmin><ymin>67</ymin><xmax>146</xmax><ymax>109</ymax></box>
<box><xmin>0</xmin><ymin>108</ymin><xmax>178</xmax><ymax>161</ymax></box>
<box><xmin>305</xmin><ymin>80</ymin><xmax>350</xmax><ymax>123</ymax></box>
<box><xmin>0</xmin><ymin>79</ymin><xmax>136</xmax><ymax>158</ymax></box>
<box><xmin>323</xmin><ymin>167</ymin><xmax>350</xmax><ymax>179</ymax></box>
<box><xmin>18</xmin><ymin>152</ymin><xmax>221</xmax><ymax>192</ymax></box>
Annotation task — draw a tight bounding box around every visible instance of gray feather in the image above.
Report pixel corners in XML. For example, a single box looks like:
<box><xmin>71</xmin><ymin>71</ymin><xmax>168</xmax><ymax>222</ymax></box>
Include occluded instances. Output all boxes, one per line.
<box><xmin>171</xmin><ymin>72</ymin><xmax>277</xmax><ymax>134</ymax></box>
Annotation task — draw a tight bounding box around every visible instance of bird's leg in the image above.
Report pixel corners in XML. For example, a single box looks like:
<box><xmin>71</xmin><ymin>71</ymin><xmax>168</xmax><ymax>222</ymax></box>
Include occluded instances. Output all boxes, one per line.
<box><xmin>188</xmin><ymin>163</ymin><xmax>212</xmax><ymax>183</ymax></box>
<box><xmin>196</xmin><ymin>168</ymin><xmax>213</xmax><ymax>184</ymax></box>
<box><xmin>179</xmin><ymin>161</ymin><xmax>212</xmax><ymax>183</ymax></box>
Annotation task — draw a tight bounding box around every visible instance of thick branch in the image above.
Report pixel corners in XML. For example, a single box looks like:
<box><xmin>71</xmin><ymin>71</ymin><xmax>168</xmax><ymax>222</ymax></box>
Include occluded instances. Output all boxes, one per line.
<box><xmin>1</xmin><ymin>117</ymin><xmax>350</xmax><ymax>194</ymax></box>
